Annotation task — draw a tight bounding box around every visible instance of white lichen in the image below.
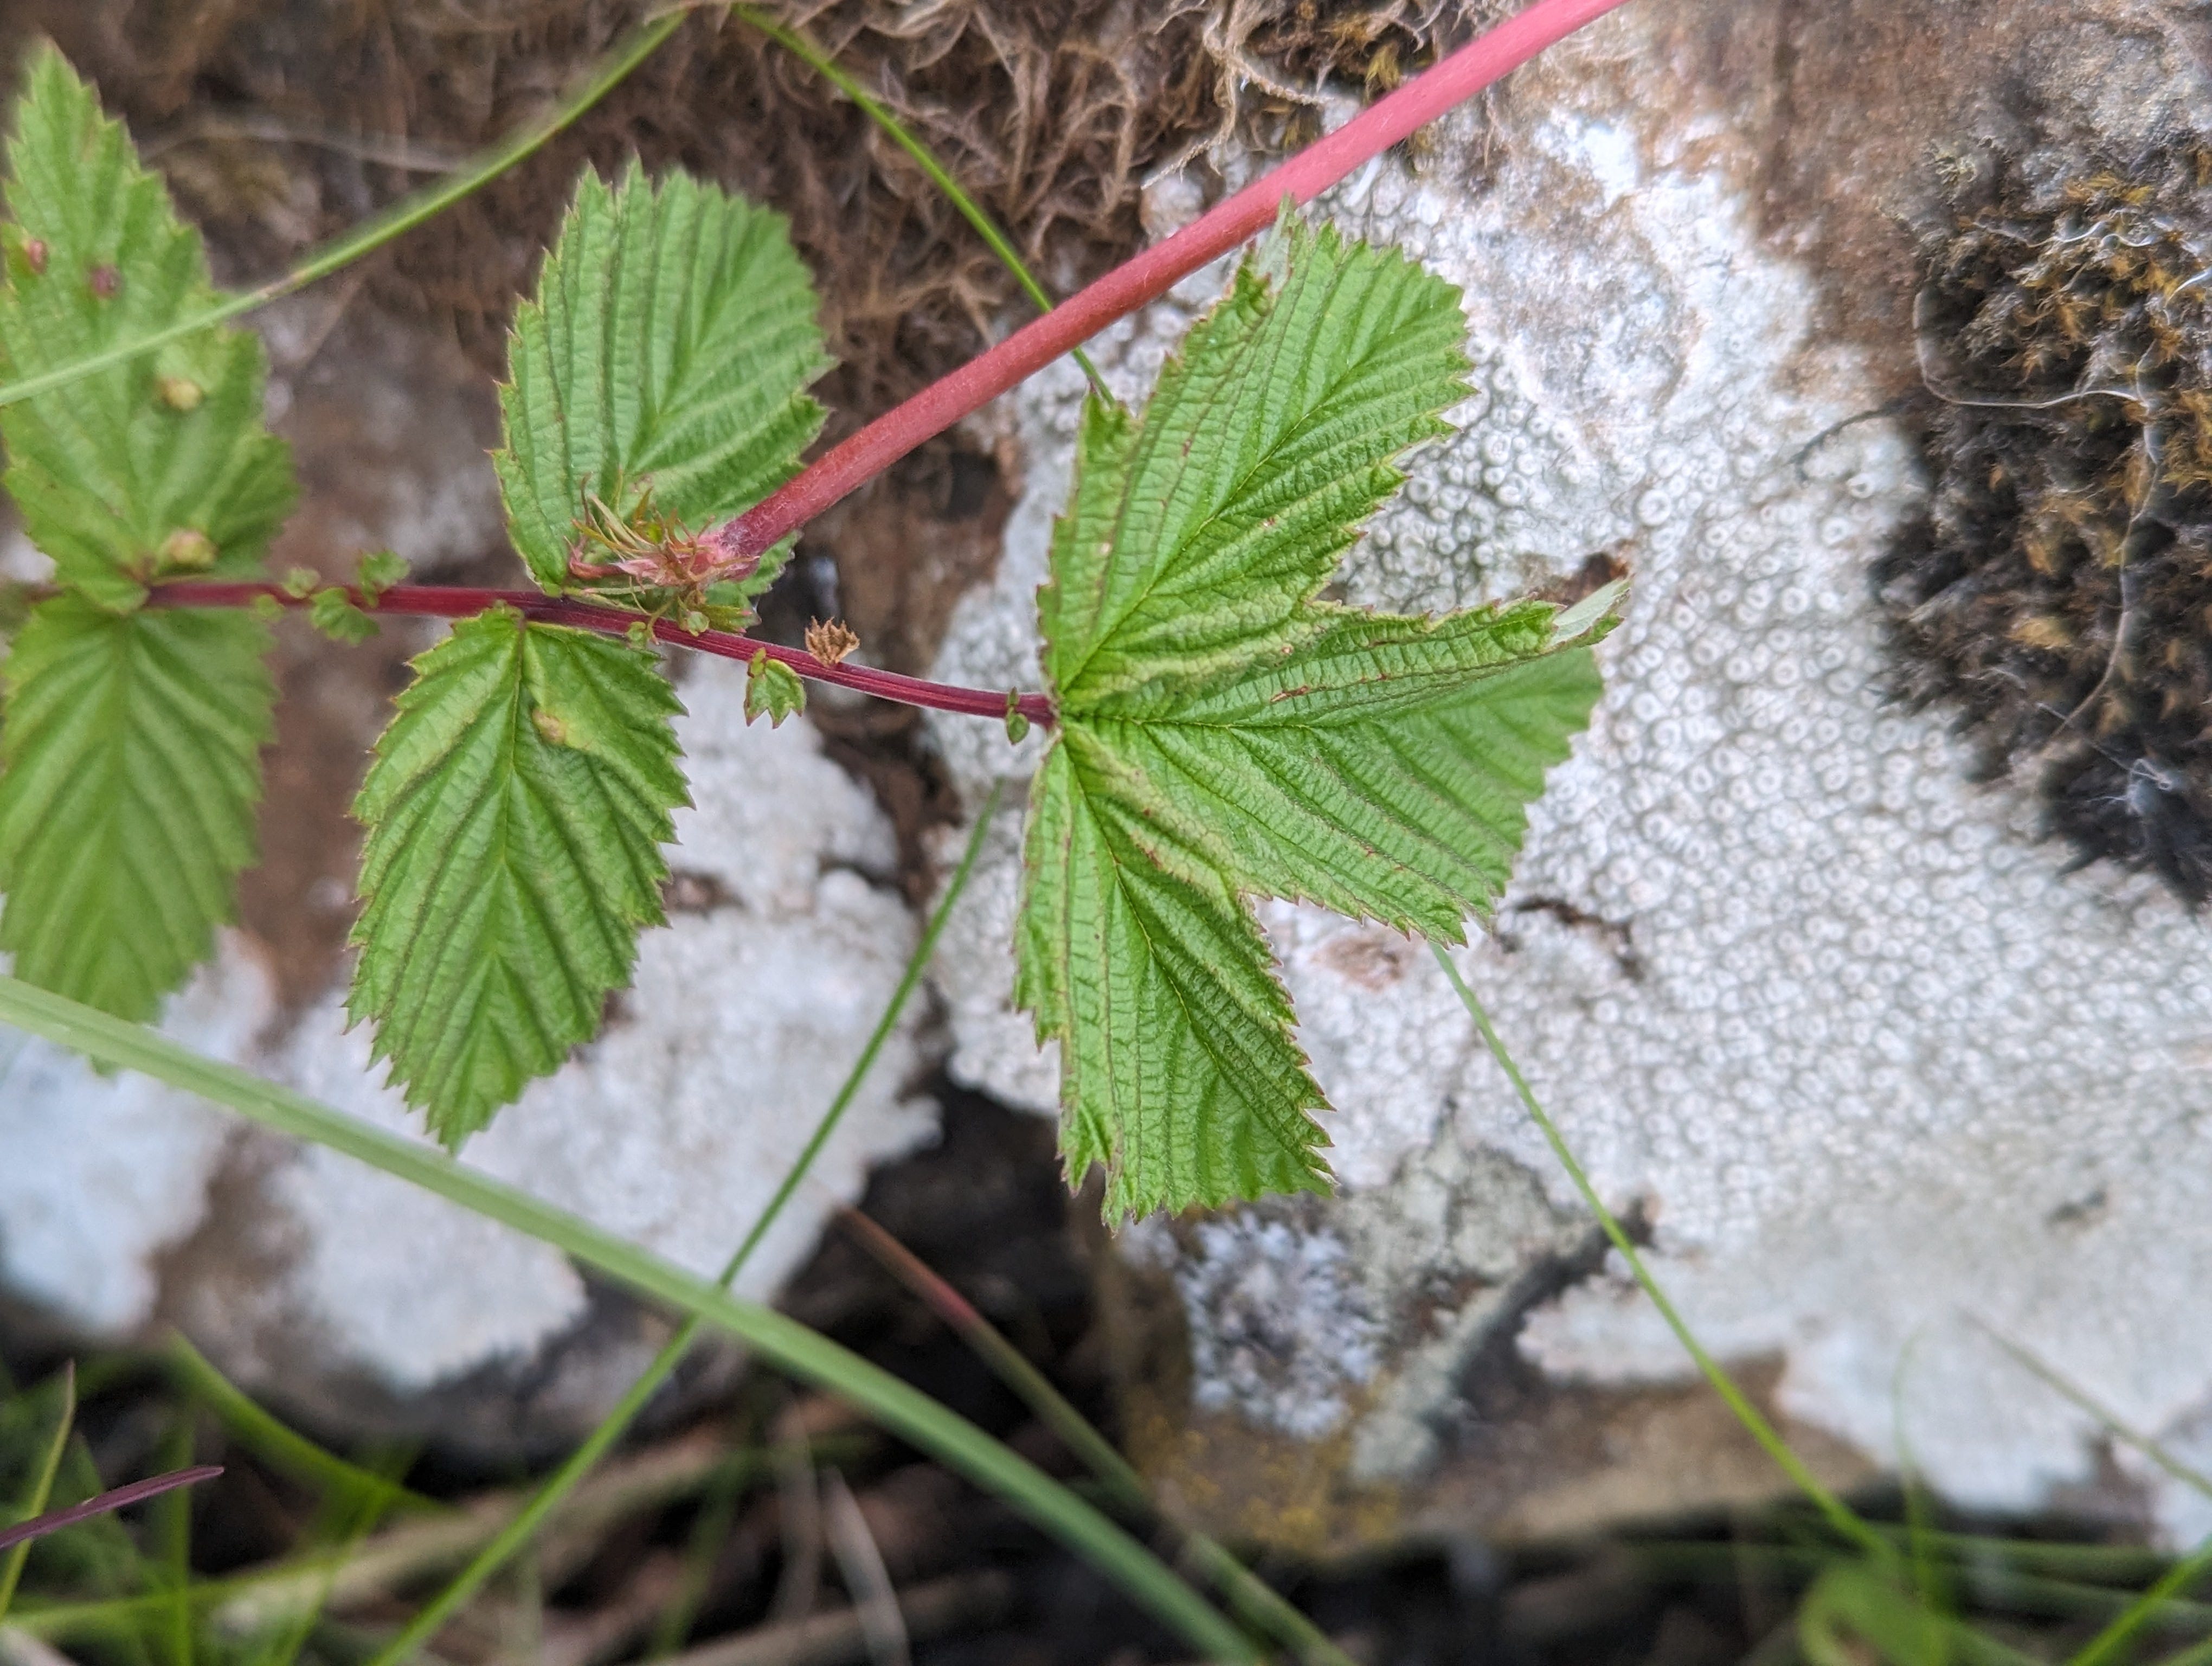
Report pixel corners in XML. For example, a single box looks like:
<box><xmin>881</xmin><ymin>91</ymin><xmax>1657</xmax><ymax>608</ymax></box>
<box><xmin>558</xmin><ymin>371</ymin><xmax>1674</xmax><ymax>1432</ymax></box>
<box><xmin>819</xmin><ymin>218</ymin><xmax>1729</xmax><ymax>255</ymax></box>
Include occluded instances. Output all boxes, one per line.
<box><xmin>0</xmin><ymin>659</ymin><xmax>938</xmax><ymax>1400</ymax></box>
<box><xmin>924</xmin><ymin>72</ymin><xmax>2212</xmax><ymax>1534</ymax></box>
<box><xmin>0</xmin><ymin>946</ymin><xmax>267</xmax><ymax>1332</ymax></box>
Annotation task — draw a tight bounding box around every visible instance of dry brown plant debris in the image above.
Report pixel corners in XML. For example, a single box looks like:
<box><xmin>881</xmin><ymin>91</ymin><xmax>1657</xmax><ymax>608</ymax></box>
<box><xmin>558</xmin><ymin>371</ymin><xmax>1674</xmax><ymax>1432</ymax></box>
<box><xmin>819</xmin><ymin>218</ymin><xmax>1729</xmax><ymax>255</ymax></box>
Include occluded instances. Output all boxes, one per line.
<box><xmin>0</xmin><ymin>0</ymin><xmax>1499</xmax><ymax>415</ymax></box>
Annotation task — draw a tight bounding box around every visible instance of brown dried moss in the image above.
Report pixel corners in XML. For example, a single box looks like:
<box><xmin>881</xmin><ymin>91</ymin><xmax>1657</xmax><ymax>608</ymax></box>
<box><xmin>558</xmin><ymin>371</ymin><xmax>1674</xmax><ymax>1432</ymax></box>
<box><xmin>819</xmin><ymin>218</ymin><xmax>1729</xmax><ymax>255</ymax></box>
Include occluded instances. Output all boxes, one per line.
<box><xmin>1877</xmin><ymin>140</ymin><xmax>2212</xmax><ymax>903</ymax></box>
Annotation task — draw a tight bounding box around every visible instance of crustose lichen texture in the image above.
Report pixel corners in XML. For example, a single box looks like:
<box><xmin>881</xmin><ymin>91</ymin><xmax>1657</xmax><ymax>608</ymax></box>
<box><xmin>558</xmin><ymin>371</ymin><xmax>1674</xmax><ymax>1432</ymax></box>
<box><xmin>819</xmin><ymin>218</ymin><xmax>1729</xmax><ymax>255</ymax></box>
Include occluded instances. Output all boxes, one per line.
<box><xmin>927</xmin><ymin>23</ymin><xmax>2212</xmax><ymax>1544</ymax></box>
<box><xmin>1881</xmin><ymin>140</ymin><xmax>2212</xmax><ymax>903</ymax></box>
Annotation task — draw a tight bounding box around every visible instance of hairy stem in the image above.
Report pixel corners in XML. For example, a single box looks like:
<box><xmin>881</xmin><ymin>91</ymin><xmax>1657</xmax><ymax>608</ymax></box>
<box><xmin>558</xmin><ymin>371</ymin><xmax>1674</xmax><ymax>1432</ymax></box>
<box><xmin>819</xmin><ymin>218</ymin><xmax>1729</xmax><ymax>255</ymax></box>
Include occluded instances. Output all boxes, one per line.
<box><xmin>147</xmin><ymin>583</ymin><xmax>1056</xmax><ymax>727</ymax></box>
<box><xmin>703</xmin><ymin>0</ymin><xmax>1637</xmax><ymax>569</ymax></box>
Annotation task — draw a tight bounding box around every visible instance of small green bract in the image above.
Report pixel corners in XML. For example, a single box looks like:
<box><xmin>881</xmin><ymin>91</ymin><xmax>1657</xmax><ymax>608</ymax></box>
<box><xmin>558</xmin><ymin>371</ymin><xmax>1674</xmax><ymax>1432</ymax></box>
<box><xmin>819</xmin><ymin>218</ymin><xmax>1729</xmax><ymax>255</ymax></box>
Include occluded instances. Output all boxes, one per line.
<box><xmin>308</xmin><ymin>586</ymin><xmax>378</xmax><ymax>643</ymax></box>
<box><xmin>744</xmin><ymin>650</ymin><xmax>807</xmax><ymax>727</ymax></box>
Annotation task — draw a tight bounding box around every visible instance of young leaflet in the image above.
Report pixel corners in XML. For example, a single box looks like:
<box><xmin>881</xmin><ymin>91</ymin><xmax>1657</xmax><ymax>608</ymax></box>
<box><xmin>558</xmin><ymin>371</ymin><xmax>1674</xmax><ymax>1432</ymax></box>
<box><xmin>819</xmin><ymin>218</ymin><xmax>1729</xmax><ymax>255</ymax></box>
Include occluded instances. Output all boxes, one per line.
<box><xmin>0</xmin><ymin>50</ymin><xmax>292</xmax><ymax>1023</ymax></box>
<box><xmin>1017</xmin><ymin>214</ymin><xmax>1613</xmax><ymax>1215</ymax></box>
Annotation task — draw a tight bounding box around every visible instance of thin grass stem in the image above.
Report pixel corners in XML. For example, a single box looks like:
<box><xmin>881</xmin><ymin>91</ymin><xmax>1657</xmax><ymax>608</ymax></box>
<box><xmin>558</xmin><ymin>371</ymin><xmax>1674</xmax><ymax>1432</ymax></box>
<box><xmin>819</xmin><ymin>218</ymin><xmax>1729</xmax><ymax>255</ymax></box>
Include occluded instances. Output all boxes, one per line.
<box><xmin>0</xmin><ymin>9</ymin><xmax>690</xmax><ymax>411</ymax></box>
<box><xmin>1973</xmin><ymin>1321</ymin><xmax>2212</xmax><ymax>1503</ymax></box>
<box><xmin>0</xmin><ymin>1470</ymin><xmax>222</xmax><ymax>1560</ymax></box>
<box><xmin>2070</xmin><ymin>1540</ymin><xmax>2212</xmax><ymax>1666</ymax></box>
<box><xmin>0</xmin><ymin>1368</ymin><xmax>74</xmax><ymax>1622</ymax></box>
<box><xmin>1431</xmin><ymin>944</ymin><xmax>1890</xmax><ymax>1562</ymax></box>
<box><xmin>727</xmin><ymin>5</ymin><xmax>1108</xmax><ymax>401</ymax></box>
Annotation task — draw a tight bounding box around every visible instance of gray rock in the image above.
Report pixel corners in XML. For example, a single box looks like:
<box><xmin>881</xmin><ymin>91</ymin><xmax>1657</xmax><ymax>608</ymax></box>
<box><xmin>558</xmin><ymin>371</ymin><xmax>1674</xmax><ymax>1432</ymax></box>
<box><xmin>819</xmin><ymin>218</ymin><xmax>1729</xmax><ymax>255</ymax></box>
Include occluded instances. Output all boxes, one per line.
<box><xmin>0</xmin><ymin>656</ymin><xmax>935</xmax><ymax>1432</ymax></box>
<box><xmin>925</xmin><ymin>1</ymin><xmax>2212</xmax><ymax>1546</ymax></box>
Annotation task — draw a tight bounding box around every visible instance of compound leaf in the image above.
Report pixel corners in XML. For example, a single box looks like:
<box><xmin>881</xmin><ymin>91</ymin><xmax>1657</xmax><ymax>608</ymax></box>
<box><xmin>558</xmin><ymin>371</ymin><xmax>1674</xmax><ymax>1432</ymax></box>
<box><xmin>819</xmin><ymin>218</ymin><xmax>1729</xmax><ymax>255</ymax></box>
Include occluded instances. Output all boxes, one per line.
<box><xmin>349</xmin><ymin>607</ymin><xmax>686</xmax><ymax>1147</ymax></box>
<box><xmin>495</xmin><ymin>162</ymin><xmax>829</xmax><ymax>608</ymax></box>
<box><xmin>1018</xmin><ymin>213</ymin><xmax>1612</xmax><ymax>1216</ymax></box>
<box><xmin>1040</xmin><ymin>215</ymin><xmax>1469</xmax><ymax>709</ymax></box>
<box><xmin>0</xmin><ymin>597</ymin><xmax>273</xmax><ymax>1021</ymax></box>
<box><xmin>0</xmin><ymin>47</ymin><xmax>294</xmax><ymax>613</ymax></box>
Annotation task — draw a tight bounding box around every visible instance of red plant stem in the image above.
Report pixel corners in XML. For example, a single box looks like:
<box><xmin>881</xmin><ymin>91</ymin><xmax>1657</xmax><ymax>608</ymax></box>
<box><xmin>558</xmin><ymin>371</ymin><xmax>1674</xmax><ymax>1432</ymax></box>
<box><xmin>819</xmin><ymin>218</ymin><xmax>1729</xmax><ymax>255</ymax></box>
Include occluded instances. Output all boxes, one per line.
<box><xmin>705</xmin><ymin>0</ymin><xmax>1636</xmax><ymax>568</ymax></box>
<box><xmin>149</xmin><ymin>584</ymin><xmax>1057</xmax><ymax>727</ymax></box>
<box><xmin>0</xmin><ymin>1465</ymin><xmax>223</xmax><ymax>1554</ymax></box>
<box><xmin>145</xmin><ymin>0</ymin><xmax>1628</xmax><ymax>729</ymax></box>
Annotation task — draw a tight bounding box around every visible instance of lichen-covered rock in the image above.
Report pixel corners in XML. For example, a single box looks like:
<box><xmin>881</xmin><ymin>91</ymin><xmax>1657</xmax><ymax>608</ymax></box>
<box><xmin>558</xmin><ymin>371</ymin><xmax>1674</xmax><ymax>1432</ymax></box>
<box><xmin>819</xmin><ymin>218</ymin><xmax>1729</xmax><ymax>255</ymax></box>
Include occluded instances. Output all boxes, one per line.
<box><xmin>927</xmin><ymin>0</ymin><xmax>2212</xmax><ymax>1548</ymax></box>
<box><xmin>0</xmin><ymin>652</ymin><xmax>937</xmax><ymax>1441</ymax></box>
<box><xmin>0</xmin><ymin>950</ymin><xmax>266</xmax><ymax>1336</ymax></box>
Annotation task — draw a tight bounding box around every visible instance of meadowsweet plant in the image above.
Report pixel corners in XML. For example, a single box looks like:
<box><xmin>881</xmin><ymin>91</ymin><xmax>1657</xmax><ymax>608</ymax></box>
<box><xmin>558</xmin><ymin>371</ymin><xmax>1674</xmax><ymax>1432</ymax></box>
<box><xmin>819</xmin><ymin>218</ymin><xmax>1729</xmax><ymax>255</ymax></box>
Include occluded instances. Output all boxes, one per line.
<box><xmin>0</xmin><ymin>39</ymin><xmax>1615</xmax><ymax>1215</ymax></box>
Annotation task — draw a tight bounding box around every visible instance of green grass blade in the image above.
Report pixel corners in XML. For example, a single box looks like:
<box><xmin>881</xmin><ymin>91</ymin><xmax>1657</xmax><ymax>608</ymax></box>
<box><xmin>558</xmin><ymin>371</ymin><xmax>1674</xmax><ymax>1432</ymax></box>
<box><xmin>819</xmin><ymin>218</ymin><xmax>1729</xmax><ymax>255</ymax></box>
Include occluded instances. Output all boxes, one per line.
<box><xmin>0</xmin><ymin>1363</ymin><xmax>75</xmax><ymax>1623</ymax></box>
<box><xmin>163</xmin><ymin>1334</ymin><xmax>438</xmax><ymax>1518</ymax></box>
<box><xmin>150</xmin><ymin>1417</ymin><xmax>194</xmax><ymax>1666</ymax></box>
<box><xmin>1432</xmin><ymin>944</ymin><xmax>1891</xmax><ymax>1562</ymax></box>
<box><xmin>837</xmin><ymin>1206</ymin><xmax>1355</xmax><ymax>1666</ymax></box>
<box><xmin>361</xmin><ymin>783</ymin><xmax>1011</xmax><ymax>1666</ymax></box>
<box><xmin>727</xmin><ymin>4</ymin><xmax>1107</xmax><ymax>400</ymax></box>
<box><xmin>0</xmin><ymin>969</ymin><xmax>1258</xmax><ymax>1664</ymax></box>
<box><xmin>1973</xmin><ymin>1320</ymin><xmax>2212</xmax><ymax>1503</ymax></box>
<box><xmin>0</xmin><ymin>9</ymin><xmax>687</xmax><ymax>413</ymax></box>
<box><xmin>2069</xmin><ymin>1540</ymin><xmax>2212</xmax><ymax>1666</ymax></box>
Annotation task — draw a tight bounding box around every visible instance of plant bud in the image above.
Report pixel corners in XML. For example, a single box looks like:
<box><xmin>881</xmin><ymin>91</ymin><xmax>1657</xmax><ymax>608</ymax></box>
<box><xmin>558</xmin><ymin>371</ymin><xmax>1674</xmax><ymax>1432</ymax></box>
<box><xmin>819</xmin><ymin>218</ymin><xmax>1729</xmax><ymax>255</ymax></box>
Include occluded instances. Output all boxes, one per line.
<box><xmin>157</xmin><ymin>528</ymin><xmax>216</xmax><ymax>571</ymax></box>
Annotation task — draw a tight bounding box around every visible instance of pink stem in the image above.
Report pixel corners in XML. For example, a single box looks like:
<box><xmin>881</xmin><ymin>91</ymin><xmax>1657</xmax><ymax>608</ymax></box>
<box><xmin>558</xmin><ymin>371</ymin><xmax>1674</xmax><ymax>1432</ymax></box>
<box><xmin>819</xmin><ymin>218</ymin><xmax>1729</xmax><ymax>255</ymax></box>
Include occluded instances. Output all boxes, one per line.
<box><xmin>151</xmin><ymin>584</ymin><xmax>1057</xmax><ymax>727</ymax></box>
<box><xmin>0</xmin><ymin>1465</ymin><xmax>223</xmax><ymax>1554</ymax></box>
<box><xmin>704</xmin><ymin>0</ymin><xmax>1636</xmax><ymax>568</ymax></box>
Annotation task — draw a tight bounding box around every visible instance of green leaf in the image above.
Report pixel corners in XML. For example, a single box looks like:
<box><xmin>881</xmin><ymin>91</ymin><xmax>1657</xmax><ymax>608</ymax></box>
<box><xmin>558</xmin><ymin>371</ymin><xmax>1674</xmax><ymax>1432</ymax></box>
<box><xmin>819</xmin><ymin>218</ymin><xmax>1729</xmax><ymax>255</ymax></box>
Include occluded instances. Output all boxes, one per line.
<box><xmin>0</xmin><ymin>597</ymin><xmax>273</xmax><ymax>1021</ymax></box>
<box><xmin>0</xmin><ymin>47</ymin><xmax>294</xmax><ymax>613</ymax></box>
<box><xmin>1017</xmin><ymin>213</ymin><xmax>1611</xmax><ymax>1216</ymax></box>
<box><xmin>349</xmin><ymin>606</ymin><xmax>686</xmax><ymax>1147</ymax></box>
<box><xmin>494</xmin><ymin>161</ymin><xmax>829</xmax><ymax>608</ymax></box>
<box><xmin>356</xmin><ymin>549</ymin><xmax>408</xmax><ymax>601</ymax></box>
<box><xmin>1038</xmin><ymin>214</ymin><xmax>1469</xmax><ymax>708</ymax></box>
<box><xmin>308</xmin><ymin>586</ymin><xmax>377</xmax><ymax>643</ymax></box>
<box><xmin>743</xmin><ymin>650</ymin><xmax>806</xmax><ymax>727</ymax></box>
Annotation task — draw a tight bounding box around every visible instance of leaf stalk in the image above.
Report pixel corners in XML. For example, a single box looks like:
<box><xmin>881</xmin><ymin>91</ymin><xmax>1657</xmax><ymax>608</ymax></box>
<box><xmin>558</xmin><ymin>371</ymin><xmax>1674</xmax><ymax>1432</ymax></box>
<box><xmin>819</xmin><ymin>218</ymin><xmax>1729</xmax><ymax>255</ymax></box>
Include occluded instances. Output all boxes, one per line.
<box><xmin>143</xmin><ymin>583</ymin><xmax>1057</xmax><ymax>727</ymax></box>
